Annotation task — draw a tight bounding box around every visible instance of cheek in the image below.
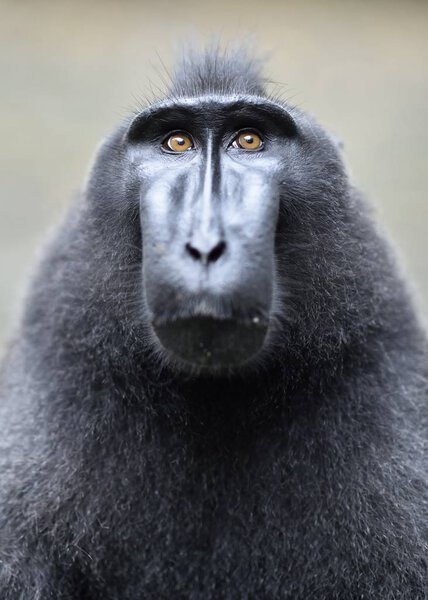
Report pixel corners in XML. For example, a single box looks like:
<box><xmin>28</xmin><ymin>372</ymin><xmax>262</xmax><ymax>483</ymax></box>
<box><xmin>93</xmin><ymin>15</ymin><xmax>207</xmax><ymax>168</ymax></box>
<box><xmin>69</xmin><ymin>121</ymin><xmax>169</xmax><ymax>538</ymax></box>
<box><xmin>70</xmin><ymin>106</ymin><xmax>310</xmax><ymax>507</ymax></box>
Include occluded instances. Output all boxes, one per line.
<box><xmin>141</xmin><ymin>179</ymin><xmax>172</xmax><ymax>228</ymax></box>
<box><xmin>140</xmin><ymin>178</ymin><xmax>187</xmax><ymax>248</ymax></box>
<box><xmin>139</xmin><ymin>164</ymin><xmax>201</xmax><ymax>243</ymax></box>
<box><xmin>222</xmin><ymin>170</ymin><xmax>281</xmax><ymax>243</ymax></box>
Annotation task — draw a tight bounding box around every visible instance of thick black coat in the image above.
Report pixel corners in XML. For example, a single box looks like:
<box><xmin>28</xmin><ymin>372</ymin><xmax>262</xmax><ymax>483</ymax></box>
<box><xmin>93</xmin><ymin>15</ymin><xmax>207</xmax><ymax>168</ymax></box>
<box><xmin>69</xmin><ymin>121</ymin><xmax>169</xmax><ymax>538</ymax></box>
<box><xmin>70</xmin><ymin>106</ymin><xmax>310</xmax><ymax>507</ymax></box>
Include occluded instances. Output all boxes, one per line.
<box><xmin>0</xmin><ymin>49</ymin><xmax>427</xmax><ymax>599</ymax></box>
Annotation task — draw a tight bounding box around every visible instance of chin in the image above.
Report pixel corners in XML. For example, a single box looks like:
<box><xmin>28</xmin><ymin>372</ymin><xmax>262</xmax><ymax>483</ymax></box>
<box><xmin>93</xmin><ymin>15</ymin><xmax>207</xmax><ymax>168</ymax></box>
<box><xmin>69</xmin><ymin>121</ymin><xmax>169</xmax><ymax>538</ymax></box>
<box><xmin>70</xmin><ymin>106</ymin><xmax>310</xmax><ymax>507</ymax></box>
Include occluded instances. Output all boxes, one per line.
<box><xmin>152</xmin><ymin>314</ymin><xmax>269</xmax><ymax>372</ymax></box>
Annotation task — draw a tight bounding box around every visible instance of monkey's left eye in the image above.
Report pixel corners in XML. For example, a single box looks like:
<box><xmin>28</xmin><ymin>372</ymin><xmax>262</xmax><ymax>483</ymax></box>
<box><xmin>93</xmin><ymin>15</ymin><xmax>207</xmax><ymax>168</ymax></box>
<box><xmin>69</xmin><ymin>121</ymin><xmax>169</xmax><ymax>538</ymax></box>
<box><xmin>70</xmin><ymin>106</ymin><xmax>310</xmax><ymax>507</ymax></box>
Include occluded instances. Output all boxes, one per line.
<box><xmin>162</xmin><ymin>132</ymin><xmax>195</xmax><ymax>153</ymax></box>
<box><xmin>231</xmin><ymin>130</ymin><xmax>264</xmax><ymax>151</ymax></box>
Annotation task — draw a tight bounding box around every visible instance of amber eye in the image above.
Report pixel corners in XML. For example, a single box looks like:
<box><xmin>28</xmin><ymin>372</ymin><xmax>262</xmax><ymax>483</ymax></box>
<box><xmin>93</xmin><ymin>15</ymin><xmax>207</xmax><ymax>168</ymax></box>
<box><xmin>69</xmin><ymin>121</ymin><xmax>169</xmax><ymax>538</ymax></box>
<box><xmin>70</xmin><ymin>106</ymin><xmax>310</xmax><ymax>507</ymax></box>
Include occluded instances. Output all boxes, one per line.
<box><xmin>231</xmin><ymin>130</ymin><xmax>264</xmax><ymax>151</ymax></box>
<box><xmin>162</xmin><ymin>132</ymin><xmax>194</xmax><ymax>153</ymax></box>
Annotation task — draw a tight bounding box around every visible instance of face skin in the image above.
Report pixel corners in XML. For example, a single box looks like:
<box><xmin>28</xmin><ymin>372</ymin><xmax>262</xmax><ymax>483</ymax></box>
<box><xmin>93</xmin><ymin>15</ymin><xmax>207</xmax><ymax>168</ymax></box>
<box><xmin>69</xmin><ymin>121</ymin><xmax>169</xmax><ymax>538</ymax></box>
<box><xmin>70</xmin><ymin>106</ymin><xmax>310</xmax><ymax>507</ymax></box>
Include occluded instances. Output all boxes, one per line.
<box><xmin>125</xmin><ymin>96</ymin><xmax>298</xmax><ymax>370</ymax></box>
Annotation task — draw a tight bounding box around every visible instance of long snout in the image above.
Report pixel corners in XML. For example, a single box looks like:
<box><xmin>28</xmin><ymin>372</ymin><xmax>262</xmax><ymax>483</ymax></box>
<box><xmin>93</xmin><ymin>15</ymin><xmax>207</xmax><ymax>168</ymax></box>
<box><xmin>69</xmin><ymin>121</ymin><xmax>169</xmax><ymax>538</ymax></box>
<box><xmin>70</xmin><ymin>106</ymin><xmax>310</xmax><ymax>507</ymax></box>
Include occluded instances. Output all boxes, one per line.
<box><xmin>139</xmin><ymin>155</ymin><xmax>280</xmax><ymax>369</ymax></box>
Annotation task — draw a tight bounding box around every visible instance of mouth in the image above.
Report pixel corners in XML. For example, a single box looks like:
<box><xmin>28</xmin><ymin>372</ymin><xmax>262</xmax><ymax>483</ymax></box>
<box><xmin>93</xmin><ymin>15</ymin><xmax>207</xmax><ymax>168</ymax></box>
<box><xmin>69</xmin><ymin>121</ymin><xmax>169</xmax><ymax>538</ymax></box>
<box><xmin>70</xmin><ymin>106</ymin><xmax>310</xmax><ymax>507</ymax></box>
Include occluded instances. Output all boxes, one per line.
<box><xmin>152</xmin><ymin>315</ymin><xmax>269</xmax><ymax>369</ymax></box>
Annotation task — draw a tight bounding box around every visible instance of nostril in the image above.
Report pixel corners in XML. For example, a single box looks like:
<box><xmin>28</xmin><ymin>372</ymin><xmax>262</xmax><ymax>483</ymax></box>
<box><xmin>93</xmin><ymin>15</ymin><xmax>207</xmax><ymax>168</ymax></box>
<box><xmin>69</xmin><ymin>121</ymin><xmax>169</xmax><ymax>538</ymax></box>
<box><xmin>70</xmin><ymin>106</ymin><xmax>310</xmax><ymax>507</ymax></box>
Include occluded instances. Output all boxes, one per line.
<box><xmin>185</xmin><ymin>243</ymin><xmax>202</xmax><ymax>261</ymax></box>
<box><xmin>185</xmin><ymin>240</ymin><xmax>227</xmax><ymax>264</ymax></box>
<box><xmin>207</xmin><ymin>241</ymin><xmax>226</xmax><ymax>263</ymax></box>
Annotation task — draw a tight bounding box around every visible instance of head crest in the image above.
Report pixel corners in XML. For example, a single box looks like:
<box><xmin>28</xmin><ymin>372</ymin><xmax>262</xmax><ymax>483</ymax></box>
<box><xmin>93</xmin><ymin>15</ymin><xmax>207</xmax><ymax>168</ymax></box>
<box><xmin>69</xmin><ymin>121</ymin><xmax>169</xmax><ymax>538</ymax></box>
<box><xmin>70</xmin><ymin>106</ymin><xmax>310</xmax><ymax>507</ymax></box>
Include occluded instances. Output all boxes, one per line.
<box><xmin>169</xmin><ymin>43</ymin><xmax>267</xmax><ymax>98</ymax></box>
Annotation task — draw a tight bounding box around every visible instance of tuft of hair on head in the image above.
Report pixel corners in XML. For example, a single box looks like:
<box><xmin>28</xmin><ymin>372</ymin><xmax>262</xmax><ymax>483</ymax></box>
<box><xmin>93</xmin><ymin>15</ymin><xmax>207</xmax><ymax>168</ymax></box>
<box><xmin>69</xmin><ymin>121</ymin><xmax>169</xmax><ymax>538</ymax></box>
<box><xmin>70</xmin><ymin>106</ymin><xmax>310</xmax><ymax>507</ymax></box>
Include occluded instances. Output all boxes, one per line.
<box><xmin>169</xmin><ymin>41</ymin><xmax>268</xmax><ymax>98</ymax></box>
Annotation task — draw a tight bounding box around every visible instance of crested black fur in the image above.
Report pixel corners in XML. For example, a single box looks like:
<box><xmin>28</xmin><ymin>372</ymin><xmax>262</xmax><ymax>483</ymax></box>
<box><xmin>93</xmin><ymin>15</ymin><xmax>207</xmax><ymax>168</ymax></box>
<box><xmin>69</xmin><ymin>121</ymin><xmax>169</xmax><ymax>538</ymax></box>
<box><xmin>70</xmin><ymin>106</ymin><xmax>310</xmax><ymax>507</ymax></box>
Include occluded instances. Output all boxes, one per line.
<box><xmin>170</xmin><ymin>42</ymin><xmax>267</xmax><ymax>97</ymax></box>
<box><xmin>0</xmin><ymin>47</ymin><xmax>427</xmax><ymax>599</ymax></box>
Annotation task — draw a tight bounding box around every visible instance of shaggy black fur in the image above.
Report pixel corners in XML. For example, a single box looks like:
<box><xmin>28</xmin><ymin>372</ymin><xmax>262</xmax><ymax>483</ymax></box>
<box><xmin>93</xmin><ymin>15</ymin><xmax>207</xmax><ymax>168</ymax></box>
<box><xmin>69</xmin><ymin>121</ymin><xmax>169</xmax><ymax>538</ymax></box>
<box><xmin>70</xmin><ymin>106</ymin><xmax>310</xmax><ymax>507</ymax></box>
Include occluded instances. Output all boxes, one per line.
<box><xmin>0</xmin><ymin>48</ymin><xmax>427</xmax><ymax>599</ymax></box>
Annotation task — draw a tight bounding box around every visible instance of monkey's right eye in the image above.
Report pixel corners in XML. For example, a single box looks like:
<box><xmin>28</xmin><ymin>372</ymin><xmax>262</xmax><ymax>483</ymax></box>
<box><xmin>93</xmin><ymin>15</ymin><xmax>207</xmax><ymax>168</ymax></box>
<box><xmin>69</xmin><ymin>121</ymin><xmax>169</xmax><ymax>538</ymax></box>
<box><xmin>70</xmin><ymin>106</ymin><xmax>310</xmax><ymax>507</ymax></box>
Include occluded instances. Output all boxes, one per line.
<box><xmin>162</xmin><ymin>132</ymin><xmax>195</xmax><ymax>153</ymax></box>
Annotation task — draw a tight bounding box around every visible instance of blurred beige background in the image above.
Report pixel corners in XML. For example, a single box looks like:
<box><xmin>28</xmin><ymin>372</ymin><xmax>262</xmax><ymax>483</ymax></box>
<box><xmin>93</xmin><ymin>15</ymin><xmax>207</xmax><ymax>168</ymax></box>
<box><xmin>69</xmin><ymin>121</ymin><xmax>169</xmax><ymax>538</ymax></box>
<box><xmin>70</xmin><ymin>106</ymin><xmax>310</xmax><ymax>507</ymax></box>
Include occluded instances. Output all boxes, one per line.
<box><xmin>1</xmin><ymin>0</ymin><xmax>428</xmax><ymax>347</ymax></box>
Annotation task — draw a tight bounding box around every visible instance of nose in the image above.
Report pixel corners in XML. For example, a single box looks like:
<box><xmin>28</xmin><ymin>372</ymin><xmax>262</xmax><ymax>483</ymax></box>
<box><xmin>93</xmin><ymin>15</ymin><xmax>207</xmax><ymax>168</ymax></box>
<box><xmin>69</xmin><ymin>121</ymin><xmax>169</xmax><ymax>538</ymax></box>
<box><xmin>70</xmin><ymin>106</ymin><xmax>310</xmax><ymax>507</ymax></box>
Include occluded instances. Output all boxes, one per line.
<box><xmin>185</xmin><ymin>240</ymin><xmax>226</xmax><ymax>266</ymax></box>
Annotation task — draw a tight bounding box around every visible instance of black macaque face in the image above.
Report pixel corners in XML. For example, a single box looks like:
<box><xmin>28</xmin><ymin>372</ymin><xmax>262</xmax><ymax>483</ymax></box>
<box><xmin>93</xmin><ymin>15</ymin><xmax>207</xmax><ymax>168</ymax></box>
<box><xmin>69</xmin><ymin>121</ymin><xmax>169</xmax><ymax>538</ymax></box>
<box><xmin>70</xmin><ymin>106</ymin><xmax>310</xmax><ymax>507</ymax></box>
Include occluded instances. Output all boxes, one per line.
<box><xmin>125</xmin><ymin>95</ymin><xmax>298</xmax><ymax>371</ymax></box>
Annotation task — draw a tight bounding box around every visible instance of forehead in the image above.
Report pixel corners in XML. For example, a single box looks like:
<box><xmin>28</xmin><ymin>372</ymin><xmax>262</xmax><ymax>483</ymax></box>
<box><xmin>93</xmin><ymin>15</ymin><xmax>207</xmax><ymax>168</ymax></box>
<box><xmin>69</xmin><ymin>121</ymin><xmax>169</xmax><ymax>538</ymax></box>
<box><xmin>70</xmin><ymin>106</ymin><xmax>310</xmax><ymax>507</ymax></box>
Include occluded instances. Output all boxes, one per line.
<box><xmin>127</xmin><ymin>95</ymin><xmax>297</xmax><ymax>139</ymax></box>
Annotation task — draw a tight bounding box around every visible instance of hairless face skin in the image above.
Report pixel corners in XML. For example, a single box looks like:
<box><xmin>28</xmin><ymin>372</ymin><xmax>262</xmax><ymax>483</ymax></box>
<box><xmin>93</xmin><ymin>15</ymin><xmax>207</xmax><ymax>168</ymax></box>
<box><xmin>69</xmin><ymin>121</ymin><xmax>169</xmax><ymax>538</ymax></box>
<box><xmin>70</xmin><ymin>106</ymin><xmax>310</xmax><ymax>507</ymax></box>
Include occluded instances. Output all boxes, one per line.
<box><xmin>126</xmin><ymin>96</ymin><xmax>298</xmax><ymax>369</ymax></box>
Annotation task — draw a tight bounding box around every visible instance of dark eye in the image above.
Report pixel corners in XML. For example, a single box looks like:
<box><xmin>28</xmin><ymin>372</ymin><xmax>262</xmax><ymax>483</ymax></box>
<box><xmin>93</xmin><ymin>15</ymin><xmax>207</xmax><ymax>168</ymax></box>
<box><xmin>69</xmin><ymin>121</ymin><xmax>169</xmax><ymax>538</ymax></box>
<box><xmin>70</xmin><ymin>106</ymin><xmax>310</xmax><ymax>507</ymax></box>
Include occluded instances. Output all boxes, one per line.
<box><xmin>231</xmin><ymin>129</ymin><xmax>264</xmax><ymax>151</ymax></box>
<box><xmin>162</xmin><ymin>131</ymin><xmax>194</xmax><ymax>153</ymax></box>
